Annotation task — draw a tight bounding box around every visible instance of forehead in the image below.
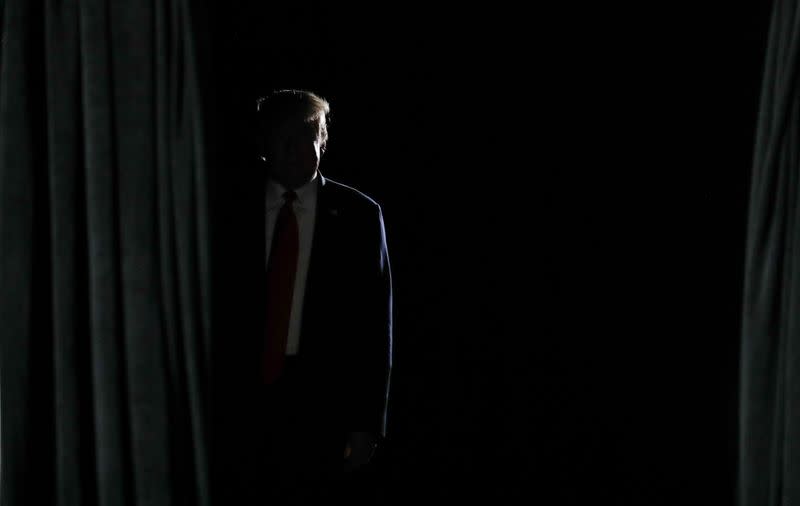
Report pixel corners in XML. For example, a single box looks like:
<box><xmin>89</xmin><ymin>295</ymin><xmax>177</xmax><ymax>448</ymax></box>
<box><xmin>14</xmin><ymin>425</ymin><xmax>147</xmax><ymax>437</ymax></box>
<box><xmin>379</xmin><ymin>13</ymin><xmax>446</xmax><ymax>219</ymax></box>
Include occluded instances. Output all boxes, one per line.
<box><xmin>272</xmin><ymin>114</ymin><xmax>322</xmax><ymax>138</ymax></box>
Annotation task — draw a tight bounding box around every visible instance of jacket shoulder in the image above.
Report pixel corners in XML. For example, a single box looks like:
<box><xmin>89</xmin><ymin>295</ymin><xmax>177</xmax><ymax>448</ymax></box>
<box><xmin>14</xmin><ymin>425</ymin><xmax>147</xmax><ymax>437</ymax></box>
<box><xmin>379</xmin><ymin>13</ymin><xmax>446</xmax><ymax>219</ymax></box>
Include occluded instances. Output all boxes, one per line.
<box><xmin>323</xmin><ymin>177</ymin><xmax>382</xmax><ymax>213</ymax></box>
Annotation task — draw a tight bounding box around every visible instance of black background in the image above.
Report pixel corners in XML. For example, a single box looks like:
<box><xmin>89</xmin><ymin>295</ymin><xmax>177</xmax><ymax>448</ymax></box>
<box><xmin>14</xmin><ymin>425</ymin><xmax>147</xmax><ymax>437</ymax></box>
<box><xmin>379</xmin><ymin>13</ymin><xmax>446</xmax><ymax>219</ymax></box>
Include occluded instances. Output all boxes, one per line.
<box><xmin>211</xmin><ymin>3</ymin><xmax>774</xmax><ymax>504</ymax></box>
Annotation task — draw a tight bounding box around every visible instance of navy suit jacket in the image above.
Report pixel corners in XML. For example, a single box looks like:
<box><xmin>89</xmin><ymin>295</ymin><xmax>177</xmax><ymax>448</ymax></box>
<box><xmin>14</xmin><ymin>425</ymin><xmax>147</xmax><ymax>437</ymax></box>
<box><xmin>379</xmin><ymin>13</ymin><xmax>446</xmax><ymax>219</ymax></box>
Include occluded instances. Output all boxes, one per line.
<box><xmin>213</xmin><ymin>171</ymin><xmax>392</xmax><ymax>501</ymax></box>
<box><xmin>288</xmin><ymin>173</ymin><xmax>393</xmax><ymax>439</ymax></box>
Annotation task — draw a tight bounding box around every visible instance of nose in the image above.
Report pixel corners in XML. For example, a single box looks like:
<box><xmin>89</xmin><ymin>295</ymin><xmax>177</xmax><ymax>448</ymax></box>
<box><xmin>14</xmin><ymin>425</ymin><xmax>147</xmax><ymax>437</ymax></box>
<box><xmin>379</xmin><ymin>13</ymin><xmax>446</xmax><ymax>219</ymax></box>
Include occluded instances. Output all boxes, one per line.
<box><xmin>283</xmin><ymin>137</ymin><xmax>302</xmax><ymax>164</ymax></box>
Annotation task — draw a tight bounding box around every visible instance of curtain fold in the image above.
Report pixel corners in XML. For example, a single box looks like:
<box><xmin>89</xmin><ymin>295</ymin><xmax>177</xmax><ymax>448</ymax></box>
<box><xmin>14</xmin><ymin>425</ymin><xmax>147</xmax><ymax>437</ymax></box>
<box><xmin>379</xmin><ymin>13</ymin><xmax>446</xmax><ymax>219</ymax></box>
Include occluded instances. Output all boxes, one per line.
<box><xmin>0</xmin><ymin>0</ymin><xmax>212</xmax><ymax>504</ymax></box>
<box><xmin>741</xmin><ymin>0</ymin><xmax>800</xmax><ymax>505</ymax></box>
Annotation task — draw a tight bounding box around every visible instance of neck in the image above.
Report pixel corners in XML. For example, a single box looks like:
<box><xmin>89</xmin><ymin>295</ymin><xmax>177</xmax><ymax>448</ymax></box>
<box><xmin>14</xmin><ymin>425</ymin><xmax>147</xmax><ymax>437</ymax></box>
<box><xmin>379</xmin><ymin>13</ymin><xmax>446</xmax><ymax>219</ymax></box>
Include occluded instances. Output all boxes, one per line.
<box><xmin>270</xmin><ymin>169</ymin><xmax>318</xmax><ymax>191</ymax></box>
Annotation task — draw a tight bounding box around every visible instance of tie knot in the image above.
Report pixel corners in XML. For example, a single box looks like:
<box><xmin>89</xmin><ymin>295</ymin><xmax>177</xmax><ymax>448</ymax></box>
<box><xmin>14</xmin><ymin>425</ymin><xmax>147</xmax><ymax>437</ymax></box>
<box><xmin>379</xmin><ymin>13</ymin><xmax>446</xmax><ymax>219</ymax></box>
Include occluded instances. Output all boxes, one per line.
<box><xmin>283</xmin><ymin>191</ymin><xmax>297</xmax><ymax>203</ymax></box>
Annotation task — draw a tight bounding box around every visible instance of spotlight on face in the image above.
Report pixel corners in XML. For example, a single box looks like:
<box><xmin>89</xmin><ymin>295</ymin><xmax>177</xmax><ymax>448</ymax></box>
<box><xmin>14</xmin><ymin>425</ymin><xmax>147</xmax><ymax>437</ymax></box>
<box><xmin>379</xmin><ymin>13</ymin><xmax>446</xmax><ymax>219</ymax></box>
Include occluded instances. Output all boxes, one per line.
<box><xmin>264</xmin><ymin>115</ymin><xmax>323</xmax><ymax>189</ymax></box>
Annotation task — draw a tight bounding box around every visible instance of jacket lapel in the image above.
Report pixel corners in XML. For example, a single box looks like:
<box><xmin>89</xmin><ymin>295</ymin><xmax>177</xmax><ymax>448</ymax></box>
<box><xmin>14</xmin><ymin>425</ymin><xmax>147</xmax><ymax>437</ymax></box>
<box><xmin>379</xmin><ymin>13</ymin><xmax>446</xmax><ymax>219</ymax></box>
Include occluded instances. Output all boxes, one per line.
<box><xmin>299</xmin><ymin>172</ymin><xmax>337</xmax><ymax>353</ymax></box>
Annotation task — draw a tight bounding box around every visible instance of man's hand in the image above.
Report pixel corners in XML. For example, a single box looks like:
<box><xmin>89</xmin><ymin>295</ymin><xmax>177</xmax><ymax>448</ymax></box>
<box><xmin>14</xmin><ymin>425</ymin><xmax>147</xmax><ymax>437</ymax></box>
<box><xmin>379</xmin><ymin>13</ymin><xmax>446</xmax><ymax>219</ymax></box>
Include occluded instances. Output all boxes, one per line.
<box><xmin>343</xmin><ymin>431</ymin><xmax>379</xmax><ymax>472</ymax></box>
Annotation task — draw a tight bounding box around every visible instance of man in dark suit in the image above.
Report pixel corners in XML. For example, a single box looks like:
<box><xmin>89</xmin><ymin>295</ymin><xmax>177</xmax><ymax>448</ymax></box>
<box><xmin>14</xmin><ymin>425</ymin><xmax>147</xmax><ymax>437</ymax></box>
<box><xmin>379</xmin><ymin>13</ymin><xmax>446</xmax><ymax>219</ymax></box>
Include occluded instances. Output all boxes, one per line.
<box><xmin>246</xmin><ymin>89</ymin><xmax>393</xmax><ymax>505</ymax></box>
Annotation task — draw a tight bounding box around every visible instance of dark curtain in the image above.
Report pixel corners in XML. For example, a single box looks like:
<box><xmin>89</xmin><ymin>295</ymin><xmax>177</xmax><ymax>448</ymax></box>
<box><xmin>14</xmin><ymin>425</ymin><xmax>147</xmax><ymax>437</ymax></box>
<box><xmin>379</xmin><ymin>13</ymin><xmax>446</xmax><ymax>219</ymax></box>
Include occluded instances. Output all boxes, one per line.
<box><xmin>740</xmin><ymin>0</ymin><xmax>800</xmax><ymax>504</ymax></box>
<box><xmin>0</xmin><ymin>0</ymin><xmax>212</xmax><ymax>504</ymax></box>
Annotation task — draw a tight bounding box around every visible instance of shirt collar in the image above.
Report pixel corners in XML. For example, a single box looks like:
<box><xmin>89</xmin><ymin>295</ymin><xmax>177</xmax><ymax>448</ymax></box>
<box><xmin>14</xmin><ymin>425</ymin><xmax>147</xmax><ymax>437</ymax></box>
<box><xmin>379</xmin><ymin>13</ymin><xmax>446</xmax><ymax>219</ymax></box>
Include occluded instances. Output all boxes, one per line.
<box><xmin>266</xmin><ymin>170</ymin><xmax>319</xmax><ymax>211</ymax></box>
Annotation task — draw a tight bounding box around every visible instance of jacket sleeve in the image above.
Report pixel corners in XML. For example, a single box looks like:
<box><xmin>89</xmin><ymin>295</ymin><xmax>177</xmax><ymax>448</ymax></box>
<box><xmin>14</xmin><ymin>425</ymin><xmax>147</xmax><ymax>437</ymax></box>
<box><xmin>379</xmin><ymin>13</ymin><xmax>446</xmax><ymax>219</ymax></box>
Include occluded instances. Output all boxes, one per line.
<box><xmin>348</xmin><ymin>204</ymin><xmax>393</xmax><ymax>440</ymax></box>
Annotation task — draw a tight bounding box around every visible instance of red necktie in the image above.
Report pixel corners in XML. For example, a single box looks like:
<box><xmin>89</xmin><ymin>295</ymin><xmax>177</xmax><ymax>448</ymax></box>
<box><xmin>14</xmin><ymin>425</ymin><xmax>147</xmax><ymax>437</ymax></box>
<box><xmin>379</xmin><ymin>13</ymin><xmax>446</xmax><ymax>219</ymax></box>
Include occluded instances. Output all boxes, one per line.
<box><xmin>264</xmin><ymin>190</ymin><xmax>299</xmax><ymax>385</ymax></box>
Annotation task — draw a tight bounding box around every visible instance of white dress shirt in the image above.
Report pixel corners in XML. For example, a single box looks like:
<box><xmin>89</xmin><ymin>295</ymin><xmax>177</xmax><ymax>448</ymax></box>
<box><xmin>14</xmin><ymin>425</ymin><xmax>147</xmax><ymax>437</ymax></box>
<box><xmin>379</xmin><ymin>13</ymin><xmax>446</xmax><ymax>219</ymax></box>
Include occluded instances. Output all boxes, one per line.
<box><xmin>265</xmin><ymin>171</ymin><xmax>318</xmax><ymax>356</ymax></box>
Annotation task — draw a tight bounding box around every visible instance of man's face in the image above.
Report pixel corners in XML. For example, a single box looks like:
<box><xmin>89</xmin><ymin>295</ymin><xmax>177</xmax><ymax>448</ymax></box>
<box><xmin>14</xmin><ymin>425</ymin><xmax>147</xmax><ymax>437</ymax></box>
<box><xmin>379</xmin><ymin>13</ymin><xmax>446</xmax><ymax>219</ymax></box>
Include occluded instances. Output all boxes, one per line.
<box><xmin>264</xmin><ymin>115</ymin><xmax>323</xmax><ymax>189</ymax></box>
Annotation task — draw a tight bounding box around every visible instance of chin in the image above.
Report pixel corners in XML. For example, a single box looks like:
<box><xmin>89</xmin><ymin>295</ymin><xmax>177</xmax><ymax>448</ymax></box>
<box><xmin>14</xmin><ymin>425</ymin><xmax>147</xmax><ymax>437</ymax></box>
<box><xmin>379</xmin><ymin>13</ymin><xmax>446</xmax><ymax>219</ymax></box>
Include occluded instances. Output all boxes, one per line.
<box><xmin>271</xmin><ymin>165</ymin><xmax>317</xmax><ymax>188</ymax></box>
<box><xmin>294</xmin><ymin>169</ymin><xmax>317</xmax><ymax>184</ymax></box>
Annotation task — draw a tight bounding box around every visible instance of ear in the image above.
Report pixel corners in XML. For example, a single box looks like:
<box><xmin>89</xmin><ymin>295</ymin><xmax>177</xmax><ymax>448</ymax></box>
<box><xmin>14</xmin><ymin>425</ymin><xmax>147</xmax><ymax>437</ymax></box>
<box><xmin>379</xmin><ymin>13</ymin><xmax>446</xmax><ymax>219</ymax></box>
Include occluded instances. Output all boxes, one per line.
<box><xmin>257</xmin><ymin>134</ymin><xmax>268</xmax><ymax>163</ymax></box>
